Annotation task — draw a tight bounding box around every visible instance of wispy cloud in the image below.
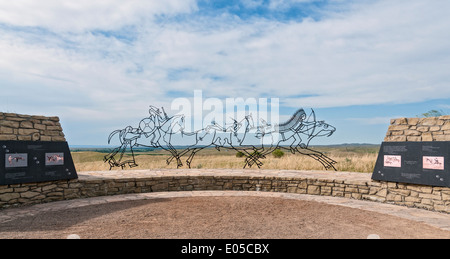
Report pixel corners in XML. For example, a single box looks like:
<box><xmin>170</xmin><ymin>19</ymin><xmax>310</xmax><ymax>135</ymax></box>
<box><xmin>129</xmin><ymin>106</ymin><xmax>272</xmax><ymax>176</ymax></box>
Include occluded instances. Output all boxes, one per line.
<box><xmin>0</xmin><ymin>0</ymin><xmax>198</xmax><ymax>32</ymax></box>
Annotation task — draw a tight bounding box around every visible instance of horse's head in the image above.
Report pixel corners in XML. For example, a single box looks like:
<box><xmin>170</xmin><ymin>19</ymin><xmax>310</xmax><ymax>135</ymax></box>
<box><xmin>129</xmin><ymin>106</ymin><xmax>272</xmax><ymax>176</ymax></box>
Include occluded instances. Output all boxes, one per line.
<box><xmin>313</xmin><ymin>120</ymin><xmax>336</xmax><ymax>138</ymax></box>
<box><xmin>244</xmin><ymin>114</ymin><xmax>255</xmax><ymax>129</ymax></box>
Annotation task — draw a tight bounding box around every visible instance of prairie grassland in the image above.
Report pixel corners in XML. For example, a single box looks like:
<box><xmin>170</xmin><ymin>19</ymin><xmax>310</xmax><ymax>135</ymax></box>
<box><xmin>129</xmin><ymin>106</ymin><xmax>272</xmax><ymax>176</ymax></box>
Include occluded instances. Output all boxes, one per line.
<box><xmin>72</xmin><ymin>145</ymin><xmax>379</xmax><ymax>173</ymax></box>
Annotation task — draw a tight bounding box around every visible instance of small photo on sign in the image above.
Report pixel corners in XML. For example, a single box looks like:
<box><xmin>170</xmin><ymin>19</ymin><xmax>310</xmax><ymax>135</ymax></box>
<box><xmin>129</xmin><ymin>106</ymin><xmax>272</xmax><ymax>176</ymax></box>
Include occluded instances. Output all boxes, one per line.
<box><xmin>5</xmin><ymin>154</ymin><xmax>28</xmax><ymax>168</ymax></box>
<box><xmin>384</xmin><ymin>155</ymin><xmax>401</xmax><ymax>168</ymax></box>
<box><xmin>45</xmin><ymin>153</ymin><xmax>64</xmax><ymax>166</ymax></box>
<box><xmin>423</xmin><ymin>156</ymin><xmax>444</xmax><ymax>170</ymax></box>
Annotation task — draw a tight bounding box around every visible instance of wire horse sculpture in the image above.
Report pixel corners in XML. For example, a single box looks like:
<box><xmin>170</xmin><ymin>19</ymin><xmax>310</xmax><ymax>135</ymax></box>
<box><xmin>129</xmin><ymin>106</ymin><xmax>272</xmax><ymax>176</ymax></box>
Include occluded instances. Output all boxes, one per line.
<box><xmin>104</xmin><ymin>106</ymin><xmax>337</xmax><ymax>171</ymax></box>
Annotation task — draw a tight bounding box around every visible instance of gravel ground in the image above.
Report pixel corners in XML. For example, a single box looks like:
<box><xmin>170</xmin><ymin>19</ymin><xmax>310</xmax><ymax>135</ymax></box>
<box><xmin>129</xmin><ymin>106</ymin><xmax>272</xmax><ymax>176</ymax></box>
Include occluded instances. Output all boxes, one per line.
<box><xmin>1</xmin><ymin>196</ymin><xmax>449</xmax><ymax>239</ymax></box>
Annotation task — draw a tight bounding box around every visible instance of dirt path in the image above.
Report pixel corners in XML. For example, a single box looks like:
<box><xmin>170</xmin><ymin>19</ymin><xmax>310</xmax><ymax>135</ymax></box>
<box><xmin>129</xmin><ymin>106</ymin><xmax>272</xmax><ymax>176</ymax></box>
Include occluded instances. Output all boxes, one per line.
<box><xmin>1</xmin><ymin>196</ymin><xmax>449</xmax><ymax>239</ymax></box>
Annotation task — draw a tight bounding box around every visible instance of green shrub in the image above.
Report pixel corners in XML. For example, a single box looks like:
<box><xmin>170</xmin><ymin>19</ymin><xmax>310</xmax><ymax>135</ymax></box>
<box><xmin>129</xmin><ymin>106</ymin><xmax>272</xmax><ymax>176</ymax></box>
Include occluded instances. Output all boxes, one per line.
<box><xmin>236</xmin><ymin>151</ymin><xmax>245</xmax><ymax>158</ymax></box>
<box><xmin>272</xmin><ymin>149</ymin><xmax>285</xmax><ymax>158</ymax></box>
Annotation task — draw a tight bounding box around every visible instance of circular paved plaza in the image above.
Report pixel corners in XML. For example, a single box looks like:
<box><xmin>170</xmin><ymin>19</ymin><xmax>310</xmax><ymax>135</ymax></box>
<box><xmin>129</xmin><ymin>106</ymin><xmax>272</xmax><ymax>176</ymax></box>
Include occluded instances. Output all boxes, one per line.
<box><xmin>1</xmin><ymin>191</ymin><xmax>449</xmax><ymax>239</ymax></box>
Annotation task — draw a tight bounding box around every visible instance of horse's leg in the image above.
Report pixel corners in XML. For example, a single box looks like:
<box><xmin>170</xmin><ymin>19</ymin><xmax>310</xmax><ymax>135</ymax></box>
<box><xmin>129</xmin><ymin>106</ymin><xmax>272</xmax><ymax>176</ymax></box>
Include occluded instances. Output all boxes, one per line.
<box><xmin>313</xmin><ymin>153</ymin><xmax>337</xmax><ymax>171</ymax></box>
<box><xmin>161</xmin><ymin>134</ymin><xmax>182</xmax><ymax>167</ymax></box>
<box><xmin>104</xmin><ymin>147</ymin><xmax>119</xmax><ymax>161</ymax></box>
<box><xmin>160</xmin><ymin>145</ymin><xmax>177</xmax><ymax>166</ymax></box>
<box><xmin>250</xmin><ymin>147</ymin><xmax>265</xmax><ymax>168</ymax></box>
<box><xmin>175</xmin><ymin>148</ymin><xmax>194</xmax><ymax>168</ymax></box>
<box><xmin>186</xmin><ymin>148</ymin><xmax>199</xmax><ymax>169</ymax></box>
<box><xmin>307</xmin><ymin>149</ymin><xmax>337</xmax><ymax>169</ymax></box>
<box><xmin>128</xmin><ymin>142</ymin><xmax>139</xmax><ymax>167</ymax></box>
<box><xmin>106</xmin><ymin>142</ymin><xmax>128</xmax><ymax>169</ymax></box>
<box><xmin>238</xmin><ymin>148</ymin><xmax>253</xmax><ymax>169</ymax></box>
<box><xmin>167</xmin><ymin>143</ymin><xmax>183</xmax><ymax>168</ymax></box>
<box><xmin>116</xmin><ymin>142</ymin><xmax>128</xmax><ymax>165</ymax></box>
<box><xmin>297</xmin><ymin>146</ymin><xmax>337</xmax><ymax>171</ymax></box>
<box><xmin>242</xmin><ymin>148</ymin><xmax>263</xmax><ymax>168</ymax></box>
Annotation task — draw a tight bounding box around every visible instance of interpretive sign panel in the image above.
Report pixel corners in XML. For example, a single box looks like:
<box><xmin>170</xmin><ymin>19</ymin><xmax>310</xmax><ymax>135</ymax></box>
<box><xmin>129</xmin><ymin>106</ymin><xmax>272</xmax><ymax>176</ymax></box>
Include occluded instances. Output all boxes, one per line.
<box><xmin>0</xmin><ymin>141</ymin><xmax>77</xmax><ymax>185</ymax></box>
<box><xmin>372</xmin><ymin>141</ymin><xmax>450</xmax><ymax>187</ymax></box>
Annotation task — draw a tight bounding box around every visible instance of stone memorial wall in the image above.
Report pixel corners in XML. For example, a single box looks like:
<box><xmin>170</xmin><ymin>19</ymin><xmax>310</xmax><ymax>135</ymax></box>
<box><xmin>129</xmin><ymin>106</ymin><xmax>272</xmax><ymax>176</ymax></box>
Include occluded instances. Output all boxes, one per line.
<box><xmin>0</xmin><ymin>112</ymin><xmax>77</xmax><ymax>186</ymax></box>
<box><xmin>385</xmin><ymin>116</ymin><xmax>450</xmax><ymax>142</ymax></box>
<box><xmin>0</xmin><ymin>112</ymin><xmax>66</xmax><ymax>142</ymax></box>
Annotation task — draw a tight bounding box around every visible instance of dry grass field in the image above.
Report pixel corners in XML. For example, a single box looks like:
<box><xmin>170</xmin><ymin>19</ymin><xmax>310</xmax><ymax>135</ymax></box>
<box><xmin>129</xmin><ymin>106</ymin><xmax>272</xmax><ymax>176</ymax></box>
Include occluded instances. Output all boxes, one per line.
<box><xmin>72</xmin><ymin>145</ymin><xmax>379</xmax><ymax>173</ymax></box>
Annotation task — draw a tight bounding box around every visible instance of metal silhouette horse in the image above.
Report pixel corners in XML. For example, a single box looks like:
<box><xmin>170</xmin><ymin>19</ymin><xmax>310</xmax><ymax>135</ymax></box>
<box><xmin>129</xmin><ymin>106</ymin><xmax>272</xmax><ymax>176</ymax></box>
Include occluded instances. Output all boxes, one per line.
<box><xmin>104</xmin><ymin>106</ymin><xmax>337</xmax><ymax>170</ymax></box>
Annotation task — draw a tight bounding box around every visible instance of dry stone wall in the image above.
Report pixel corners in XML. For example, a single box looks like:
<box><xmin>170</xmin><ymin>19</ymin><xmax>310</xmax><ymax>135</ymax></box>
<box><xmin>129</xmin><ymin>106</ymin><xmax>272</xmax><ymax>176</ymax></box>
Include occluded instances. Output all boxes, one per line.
<box><xmin>385</xmin><ymin>116</ymin><xmax>450</xmax><ymax>142</ymax></box>
<box><xmin>0</xmin><ymin>112</ymin><xmax>65</xmax><ymax>142</ymax></box>
<box><xmin>1</xmin><ymin>170</ymin><xmax>449</xmax><ymax>213</ymax></box>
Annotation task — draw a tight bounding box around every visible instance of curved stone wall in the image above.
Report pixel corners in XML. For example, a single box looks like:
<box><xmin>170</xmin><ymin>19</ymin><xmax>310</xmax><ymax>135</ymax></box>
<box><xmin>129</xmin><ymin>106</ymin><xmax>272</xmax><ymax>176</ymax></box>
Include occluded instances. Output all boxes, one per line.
<box><xmin>1</xmin><ymin>170</ymin><xmax>449</xmax><ymax>213</ymax></box>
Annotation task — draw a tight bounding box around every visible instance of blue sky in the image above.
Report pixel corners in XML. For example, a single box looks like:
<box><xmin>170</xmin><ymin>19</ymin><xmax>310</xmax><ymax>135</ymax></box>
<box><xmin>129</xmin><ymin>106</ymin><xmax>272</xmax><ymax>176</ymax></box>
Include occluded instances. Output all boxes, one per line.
<box><xmin>1</xmin><ymin>0</ymin><xmax>449</xmax><ymax>146</ymax></box>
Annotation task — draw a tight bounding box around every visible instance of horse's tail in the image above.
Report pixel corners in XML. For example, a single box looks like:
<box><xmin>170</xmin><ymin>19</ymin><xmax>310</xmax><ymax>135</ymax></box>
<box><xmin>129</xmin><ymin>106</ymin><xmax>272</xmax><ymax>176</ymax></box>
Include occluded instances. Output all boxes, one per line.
<box><xmin>108</xmin><ymin>129</ymin><xmax>122</xmax><ymax>144</ymax></box>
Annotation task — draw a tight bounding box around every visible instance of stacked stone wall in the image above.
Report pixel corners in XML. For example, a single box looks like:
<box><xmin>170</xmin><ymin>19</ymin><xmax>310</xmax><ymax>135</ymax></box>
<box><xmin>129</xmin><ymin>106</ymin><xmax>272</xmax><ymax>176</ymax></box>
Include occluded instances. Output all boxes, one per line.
<box><xmin>0</xmin><ymin>112</ymin><xmax>65</xmax><ymax>142</ymax></box>
<box><xmin>1</xmin><ymin>170</ymin><xmax>448</xmax><ymax>213</ymax></box>
<box><xmin>385</xmin><ymin>116</ymin><xmax>450</xmax><ymax>142</ymax></box>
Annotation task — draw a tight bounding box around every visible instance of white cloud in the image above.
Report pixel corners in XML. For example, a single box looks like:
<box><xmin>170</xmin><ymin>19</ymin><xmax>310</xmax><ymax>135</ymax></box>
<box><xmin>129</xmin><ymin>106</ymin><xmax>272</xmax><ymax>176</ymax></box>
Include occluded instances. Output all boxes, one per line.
<box><xmin>268</xmin><ymin>0</ymin><xmax>318</xmax><ymax>10</ymax></box>
<box><xmin>0</xmin><ymin>0</ymin><xmax>198</xmax><ymax>32</ymax></box>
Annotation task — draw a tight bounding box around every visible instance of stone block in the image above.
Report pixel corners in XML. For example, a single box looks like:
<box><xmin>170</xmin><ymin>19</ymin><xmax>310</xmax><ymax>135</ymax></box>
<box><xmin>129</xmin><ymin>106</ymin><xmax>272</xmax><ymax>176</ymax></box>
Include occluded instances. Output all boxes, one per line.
<box><xmin>31</xmin><ymin>115</ymin><xmax>48</xmax><ymax>120</ymax></box>
<box><xmin>51</xmin><ymin>136</ymin><xmax>66</xmax><ymax>141</ymax></box>
<box><xmin>386</xmin><ymin>193</ymin><xmax>402</xmax><ymax>202</ymax></box>
<box><xmin>416</xmin><ymin>126</ymin><xmax>429</xmax><ymax>132</ymax></box>
<box><xmin>18</xmin><ymin>135</ymin><xmax>32</xmax><ymax>141</ymax></box>
<box><xmin>307</xmin><ymin>185</ymin><xmax>320</xmax><ymax>195</ymax></box>
<box><xmin>422</xmin><ymin>132</ymin><xmax>433</xmax><ymax>141</ymax></box>
<box><xmin>393</xmin><ymin>118</ymin><xmax>408</xmax><ymax>125</ymax></box>
<box><xmin>32</xmin><ymin>132</ymin><xmax>40</xmax><ymax>141</ymax></box>
<box><xmin>404</xmin><ymin>130</ymin><xmax>421</xmax><ymax>136</ymax></box>
<box><xmin>47</xmin><ymin>125</ymin><xmax>63</xmax><ymax>131</ymax></box>
<box><xmin>34</xmin><ymin>124</ymin><xmax>46</xmax><ymax>130</ymax></box>
<box><xmin>0</xmin><ymin>120</ymin><xmax>19</xmax><ymax>128</ymax></box>
<box><xmin>385</xmin><ymin>135</ymin><xmax>407</xmax><ymax>142</ymax></box>
<box><xmin>407</xmin><ymin>136</ymin><xmax>422</xmax><ymax>141</ymax></box>
<box><xmin>19</xmin><ymin>121</ymin><xmax>34</xmax><ymax>129</ymax></box>
<box><xmin>20</xmin><ymin>191</ymin><xmax>40</xmax><ymax>198</ymax></box>
<box><xmin>433</xmin><ymin>134</ymin><xmax>450</xmax><ymax>141</ymax></box>
<box><xmin>0</xmin><ymin>192</ymin><xmax>20</xmax><ymax>202</ymax></box>
<box><xmin>441</xmin><ymin>122</ymin><xmax>450</xmax><ymax>131</ymax></box>
<box><xmin>351</xmin><ymin>193</ymin><xmax>362</xmax><ymax>199</ymax></box>
<box><xmin>388</xmin><ymin>125</ymin><xmax>410</xmax><ymax>131</ymax></box>
<box><xmin>419</xmin><ymin>118</ymin><xmax>435</xmax><ymax>126</ymax></box>
<box><xmin>320</xmin><ymin>186</ymin><xmax>332</xmax><ymax>195</ymax></box>
<box><xmin>438</xmin><ymin>115</ymin><xmax>450</xmax><ymax>120</ymax></box>
<box><xmin>18</xmin><ymin>128</ymin><xmax>39</xmax><ymax>135</ymax></box>
<box><xmin>0</xmin><ymin>135</ymin><xmax>17</xmax><ymax>141</ymax></box>
<box><xmin>407</xmin><ymin>118</ymin><xmax>420</xmax><ymax>125</ymax></box>
<box><xmin>42</xmin><ymin>120</ymin><xmax>57</xmax><ymax>126</ymax></box>
<box><xmin>151</xmin><ymin>182</ymin><xmax>169</xmax><ymax>192</ymax></box>
<box><xmin>0</xmin><ymin>126</ymin><xmax>13</xmax><ymax>134</ymax></box>
<box><xmin>39</xmin><ymin>136</ymin><xmax>52</xmax><ymax>141</ymax></box>
<box><xmin>43</xmin><ymin>130</ymin><xmax>62</xmax><ymax>136</ymax></box>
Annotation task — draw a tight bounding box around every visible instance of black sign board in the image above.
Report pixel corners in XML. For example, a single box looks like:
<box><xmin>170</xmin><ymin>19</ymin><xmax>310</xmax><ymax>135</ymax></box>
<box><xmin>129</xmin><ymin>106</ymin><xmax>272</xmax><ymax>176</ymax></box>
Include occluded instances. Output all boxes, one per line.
<box><xmin>372</xmin><ymin>141</ymin><xmax>450</xmax><ymax>187</ymax></box>
<box><xmin>0</xmin><ymin>141</ymin><xmax>78</xmax><ymax>185</ymax></box>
